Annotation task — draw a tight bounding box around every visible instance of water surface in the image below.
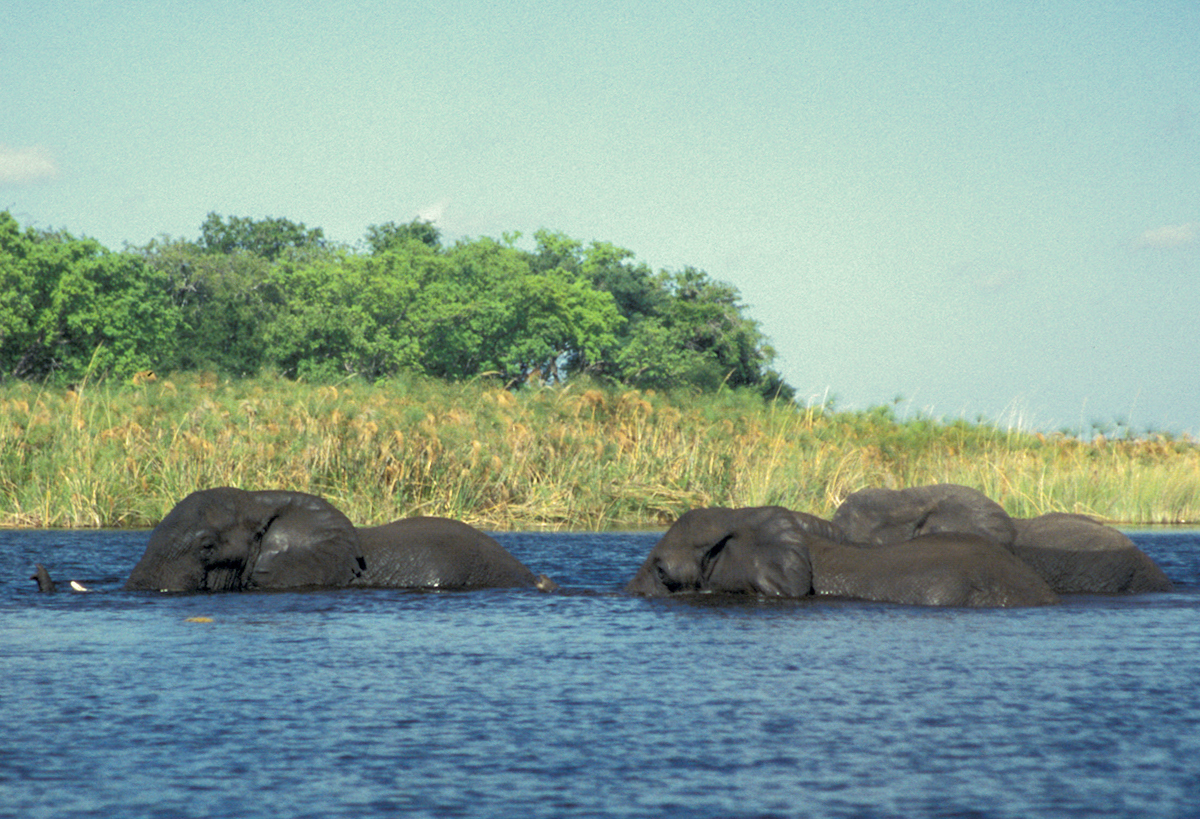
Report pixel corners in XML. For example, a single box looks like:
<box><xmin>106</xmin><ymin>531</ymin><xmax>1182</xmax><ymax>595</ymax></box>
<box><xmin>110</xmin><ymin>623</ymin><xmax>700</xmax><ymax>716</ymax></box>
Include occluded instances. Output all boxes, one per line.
<box><xmin>2</xmin><ymin>528</ymin><xmax>1198</xmax><ymax>818</ymax></box>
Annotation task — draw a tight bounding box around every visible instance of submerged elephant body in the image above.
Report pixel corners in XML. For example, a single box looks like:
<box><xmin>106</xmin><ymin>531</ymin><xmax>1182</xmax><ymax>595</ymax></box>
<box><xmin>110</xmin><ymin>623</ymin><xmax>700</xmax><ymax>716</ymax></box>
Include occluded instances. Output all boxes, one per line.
<box><xmin>124</xmin><ymin>488</ymin><xmax>547</xmax><ymax>593</ymax></box>
<box><xmin>357</xmin><ymin>517</ymin><xmax>556</xmax><ymax>591</ymax></box>
<box><xmin>833</xmin><ymin>484</ymin><xmax>1173</xmax><ymax>594</ymax></box>
<box><xmin>812</xmin><ymin>532</ymin><xmax>1058</xmax><ymax>607</ymax></box>
<box><xmin>625</xmin><ymin>506</ymin><xmax>1058</xmax><ymax>607</ymax></box>
<box><xmin>1010</xmin><ymin>512</ymin><xmax>1172</xmax><ymax>593</ymax></box>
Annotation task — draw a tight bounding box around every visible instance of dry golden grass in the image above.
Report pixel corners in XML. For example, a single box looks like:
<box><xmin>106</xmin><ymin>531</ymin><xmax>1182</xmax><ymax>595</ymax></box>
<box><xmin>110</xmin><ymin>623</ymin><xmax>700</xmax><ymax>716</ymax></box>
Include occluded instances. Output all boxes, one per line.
<box><xmin>2</xmin><ymin>373</ymin><xmax>1198</xmax><ymax>529</ymax></box>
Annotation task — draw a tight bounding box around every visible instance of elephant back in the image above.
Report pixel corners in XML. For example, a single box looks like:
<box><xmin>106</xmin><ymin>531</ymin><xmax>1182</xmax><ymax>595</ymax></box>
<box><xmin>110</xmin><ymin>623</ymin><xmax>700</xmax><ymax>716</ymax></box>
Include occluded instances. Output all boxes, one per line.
<box><xmin>355</xmin><ymin>517</ymin><xmax>540</xmax><ymax>589</ymax></box>
<box><xmin>1011</xmin><ymin>513</ymin><xmax>1173</xmax><ymax>593</ymax></box>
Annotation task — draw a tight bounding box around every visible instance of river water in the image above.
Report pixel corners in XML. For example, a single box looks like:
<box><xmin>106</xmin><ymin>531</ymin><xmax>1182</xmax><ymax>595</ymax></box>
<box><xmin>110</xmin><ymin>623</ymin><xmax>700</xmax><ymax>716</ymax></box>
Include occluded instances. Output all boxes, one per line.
<box><xmin>2</xmin><ymin>527</ymin><xmax>1199</xmax><ymax>818</ymax></box>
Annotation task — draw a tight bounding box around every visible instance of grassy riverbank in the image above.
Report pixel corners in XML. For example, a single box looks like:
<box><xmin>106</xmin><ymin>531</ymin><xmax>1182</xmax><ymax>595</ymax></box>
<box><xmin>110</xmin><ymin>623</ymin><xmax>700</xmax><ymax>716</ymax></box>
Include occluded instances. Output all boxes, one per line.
<box><xmin>2</xmin><ymin>373</ymin><xmax>1199</xmax><ymax>529</ymax></box>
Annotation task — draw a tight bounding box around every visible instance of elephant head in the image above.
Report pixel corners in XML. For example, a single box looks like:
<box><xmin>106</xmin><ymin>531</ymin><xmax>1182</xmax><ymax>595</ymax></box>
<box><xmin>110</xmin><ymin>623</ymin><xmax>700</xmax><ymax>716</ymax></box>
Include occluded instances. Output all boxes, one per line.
<box><xmin>625</xmin><ymin>506</ymin><xmax>840</xmax><ymax>597</ymax></box>
<box><xmin>832</xmin><ymin>484</ymin><xmax>1017</xmax><ymax>546</ymax></box>
<box><xmin>125</xmin><ymin>488</ymin><xmax>365</xmax><ymax>591</ymax></box>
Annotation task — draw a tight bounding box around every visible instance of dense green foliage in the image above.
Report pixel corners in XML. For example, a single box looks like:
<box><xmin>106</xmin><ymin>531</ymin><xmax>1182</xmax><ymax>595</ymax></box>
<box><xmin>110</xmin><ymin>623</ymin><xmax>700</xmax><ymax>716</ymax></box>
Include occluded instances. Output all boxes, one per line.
<box><xmin>0</xmin><ymin>211</ymin><xmax>791</xmax><ymax>397</ymax></box>
<box><xmin>0</xmin><ymin>212</ymin><xmax>178</xmax><ymax>384</ymax></box>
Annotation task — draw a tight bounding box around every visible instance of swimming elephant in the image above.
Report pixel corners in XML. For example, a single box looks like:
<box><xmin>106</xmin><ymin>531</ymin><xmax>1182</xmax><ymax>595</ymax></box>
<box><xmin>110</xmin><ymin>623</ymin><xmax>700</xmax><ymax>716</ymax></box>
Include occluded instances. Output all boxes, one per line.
<box><xmin>832</xmin><ymin>484</ymin><xmax>1172</xmax><ymax>594</ymax></box>
<box><xmin>625</xmin><ymin>506</ymin><xmax>1058</xmax><ymax>607</ymax></box>
<box><xmin>124</xmin><ymin>487</ymin><xmax>552</xmax><ymax>592</ymax></box>
<box><xmin>1010</xmin><ymin>512</ymin><xmax>1172</xmax><ymax>593</ymax></box>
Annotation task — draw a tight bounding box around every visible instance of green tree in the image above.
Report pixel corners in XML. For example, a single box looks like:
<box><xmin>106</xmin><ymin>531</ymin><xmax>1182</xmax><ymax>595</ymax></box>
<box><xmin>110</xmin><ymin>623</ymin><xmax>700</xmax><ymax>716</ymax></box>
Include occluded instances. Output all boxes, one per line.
<box><xmin>0</xmin><ymin>211</ymin><xmax>178</xmax><ymax>383</ymax></box>
<box><xmin>138</xmin><ymin>236</ymin><xmax>279</xmax><ymax>376</ymax></box>
<box><xmin>652</xmin><ymin>267</ymin><xmax>792</xmax><ymax>398</ymax></box>
<box><xmin>198</xmin><ymin>213</ymin><xmax>326</xmax><ymax>260</ymax></box>
<box><xmin>263</xmin><ymin>244</ymin><xmax>450</xmax><ymax>380</ymax></box>
<box><xmin>420</xmin><ymin>237</ymin><xmax>528</xmax><ymax>380</ymax></box>
<box><xmin>578</xmin><ymin>239</ymin><xmax>664</xmax><ymax>319</ymax></box>
<box><xmin>364</xmin><ymin>218</ymin><xmax>441</xmax><ymax>254</ymax></box>
<box><xmin>527</xmin><ymin>229</ymin><xmax>791</xmax><ymax>397</ymax></box>
<box><xmin>503</xmin><ymin>266</ymin><xmax>623</xmax><ymax>383</ymax></box>
<box><xmin>440</xmin><ymin>237</ymin><xmax>624</xmax><ymax>385</ymax></box>
<box><xmin>532</xmin><ymin>230</ymin><xmax>660</xmax><ymax>317</ymax></box>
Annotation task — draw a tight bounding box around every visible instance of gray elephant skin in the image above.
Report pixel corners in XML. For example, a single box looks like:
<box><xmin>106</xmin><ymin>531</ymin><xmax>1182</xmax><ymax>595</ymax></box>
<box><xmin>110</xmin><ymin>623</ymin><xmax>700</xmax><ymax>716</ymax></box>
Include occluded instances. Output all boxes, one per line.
<box><xmin>123</xmin><ymin>487</ymin><xmax>551</xmax><ymax>592</ymax></box>
<box><xmin>832</xmin><ymin>484</ymin><xmax>1172</xmax><ymax>594</ymax></box>
<box><xmin>625</xmin><ymin>505</ymin><xmax>1059</xmax><ymax>607</ymax></box>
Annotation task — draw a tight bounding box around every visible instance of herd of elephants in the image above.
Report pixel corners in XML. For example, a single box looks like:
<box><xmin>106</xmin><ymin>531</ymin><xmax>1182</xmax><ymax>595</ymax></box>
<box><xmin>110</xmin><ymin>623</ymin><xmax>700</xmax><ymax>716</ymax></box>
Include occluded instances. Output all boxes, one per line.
<box><xmin>32</xmin><ymin>484</ymin><xmax>1174</xmax><ymax>606</ymax></box>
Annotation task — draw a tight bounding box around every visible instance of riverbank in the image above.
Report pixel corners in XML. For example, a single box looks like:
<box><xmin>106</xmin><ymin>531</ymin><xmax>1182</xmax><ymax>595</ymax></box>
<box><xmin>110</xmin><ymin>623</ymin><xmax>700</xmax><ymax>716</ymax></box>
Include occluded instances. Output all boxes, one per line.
<box><xmin>2</xmin><ymin>373</ymin><xmax>1198</xmax><ymax>529</ymax></box>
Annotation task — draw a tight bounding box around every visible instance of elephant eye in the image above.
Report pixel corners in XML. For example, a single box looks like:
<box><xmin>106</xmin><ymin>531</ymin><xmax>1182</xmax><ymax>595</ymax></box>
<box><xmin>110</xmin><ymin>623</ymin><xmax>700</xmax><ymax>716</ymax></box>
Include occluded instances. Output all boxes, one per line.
<box><xmin>654</xmin><ymin>562</ymin><xmax>682</xmax><ymax>593</ymax></box>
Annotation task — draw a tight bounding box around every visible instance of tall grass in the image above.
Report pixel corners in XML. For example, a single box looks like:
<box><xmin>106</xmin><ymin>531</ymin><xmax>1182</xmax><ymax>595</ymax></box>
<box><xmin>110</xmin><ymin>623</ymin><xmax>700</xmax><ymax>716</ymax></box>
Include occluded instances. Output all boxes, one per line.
<box><xmin>2</xmin><ymin>373</ymin><xmax>1198</xmax><ymax>529</ymax></box>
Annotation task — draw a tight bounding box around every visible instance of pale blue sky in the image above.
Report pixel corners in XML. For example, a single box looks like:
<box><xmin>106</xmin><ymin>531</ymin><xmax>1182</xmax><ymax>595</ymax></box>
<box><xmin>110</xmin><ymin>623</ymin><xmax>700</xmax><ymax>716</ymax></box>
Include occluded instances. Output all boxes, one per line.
<box><xmin>4</xmin><ymin>1</ymin><xmax>1198</xmax><ymax>433</ymax></box>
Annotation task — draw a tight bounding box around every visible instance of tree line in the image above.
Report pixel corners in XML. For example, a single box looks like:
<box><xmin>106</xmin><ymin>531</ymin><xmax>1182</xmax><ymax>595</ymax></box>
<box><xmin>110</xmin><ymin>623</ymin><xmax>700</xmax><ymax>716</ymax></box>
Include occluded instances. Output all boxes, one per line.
<box><xmin>0</xmin><ymin>210</ymin><xmax>793</xmax><ymax>399</ymax></box>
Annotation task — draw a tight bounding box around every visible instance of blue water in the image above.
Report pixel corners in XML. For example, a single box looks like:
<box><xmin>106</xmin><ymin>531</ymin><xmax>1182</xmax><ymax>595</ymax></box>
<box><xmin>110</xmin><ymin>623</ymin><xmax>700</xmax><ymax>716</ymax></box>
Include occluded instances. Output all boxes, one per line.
<box><xmin>2</xmin><ymin>528</ymin><xmax>1199</xmax><ymax>819</ymax></box>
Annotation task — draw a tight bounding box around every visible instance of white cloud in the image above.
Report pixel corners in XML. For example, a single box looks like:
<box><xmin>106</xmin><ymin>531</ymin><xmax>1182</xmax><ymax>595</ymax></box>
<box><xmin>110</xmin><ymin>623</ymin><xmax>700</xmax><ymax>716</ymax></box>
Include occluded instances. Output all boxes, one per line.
<box><xmin>416</xmin><ymin>199</ymin><xmax>449</xmax><ymax>224</ymax></box>
<box><xmin>0</xmin><ymin>144</ymin><xmax>58</xmax><ymax>184</ymax></box>
<box><xmin>1136</xmin><ymin>222</ymin><xmax>1198</xmax><ymax>249</ymax></box>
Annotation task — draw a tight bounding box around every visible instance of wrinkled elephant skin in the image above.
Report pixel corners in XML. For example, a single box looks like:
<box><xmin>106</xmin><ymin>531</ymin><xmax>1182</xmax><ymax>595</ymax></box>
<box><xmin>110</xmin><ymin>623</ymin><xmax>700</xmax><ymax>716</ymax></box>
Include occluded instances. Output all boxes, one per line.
<box><xmin>125</xmin><ymin>488</ymin><xmax>363</xmax><ymax>591</ymax></box>
<box><xmin>1012</xmin><ymin>513</ymin><xmax>1173</xmax><ymax>593</ymax></box>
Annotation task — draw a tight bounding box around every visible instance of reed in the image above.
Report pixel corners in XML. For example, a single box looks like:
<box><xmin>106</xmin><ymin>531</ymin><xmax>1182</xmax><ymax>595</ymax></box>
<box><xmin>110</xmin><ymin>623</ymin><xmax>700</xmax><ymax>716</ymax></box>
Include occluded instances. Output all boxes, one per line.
<box><xmin>2</xmin><ymin>373</ymin><xmax>1198</xmax><ymax>529</ymax></box>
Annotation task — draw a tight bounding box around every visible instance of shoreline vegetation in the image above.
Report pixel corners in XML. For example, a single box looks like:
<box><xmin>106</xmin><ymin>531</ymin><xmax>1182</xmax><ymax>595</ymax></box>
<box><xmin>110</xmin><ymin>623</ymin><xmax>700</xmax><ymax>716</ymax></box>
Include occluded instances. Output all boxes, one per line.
<box><xmin>2</xmin><ymin>373</ymin><xmax>1199</xmax><ymax>530</ymax></box>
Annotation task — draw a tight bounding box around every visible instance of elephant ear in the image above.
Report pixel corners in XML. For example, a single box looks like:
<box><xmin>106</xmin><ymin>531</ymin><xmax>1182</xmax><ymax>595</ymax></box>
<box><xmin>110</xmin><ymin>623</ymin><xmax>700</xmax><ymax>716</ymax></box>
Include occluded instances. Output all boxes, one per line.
<box><xmin>126</xmin><ymin>488</ymin><xmax>363</xmax><ymax>592</ymax></box>
<box><xmin>244</xmin><ymin>491</ymin><xmax>364</xmax><ymax>589</ymax></box>
<box><xmin>705</xmin><ymin>507</ymin><xmax>815</xmax><ymax>597</ymax></box>
<box><xmin>626</xmin><ymin>506</ymin><xmax>821</xmax><ymax>598</ymax></box>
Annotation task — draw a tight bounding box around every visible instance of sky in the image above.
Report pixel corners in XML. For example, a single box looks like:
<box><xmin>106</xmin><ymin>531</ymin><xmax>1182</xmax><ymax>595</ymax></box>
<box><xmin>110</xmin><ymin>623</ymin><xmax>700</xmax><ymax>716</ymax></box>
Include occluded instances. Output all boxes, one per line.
<box><xmin>4</xmin><ymin>0</ymin><xmax>1199</xmax><ymax>435</ymax></box>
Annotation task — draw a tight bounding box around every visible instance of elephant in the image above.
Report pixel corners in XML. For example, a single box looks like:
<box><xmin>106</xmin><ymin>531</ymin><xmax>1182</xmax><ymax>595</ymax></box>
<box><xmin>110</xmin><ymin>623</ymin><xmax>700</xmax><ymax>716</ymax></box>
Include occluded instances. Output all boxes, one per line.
<box><xmin>123</xmin><ymin>487</ymin><xmax>554</xmax><ymax>592</ymax></box>
<box><xmin>1010</xmin><ymin>512</ymin><xmax>1172</xmax><ymax>594</ymax></box>
<box><xmin>832</xmin><ymin>484</ymin><xmax>1173</xmax><ymax>594</ymax></box>
<box><xmin>624</xmin><ymin>506</ymin><xmax>1059</xmax><ymax>607</ymax></box>
<box><xmin>832</xmin><ymin>484</ymin><xmax>1016</xmax><ymax>547</ymax></box>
